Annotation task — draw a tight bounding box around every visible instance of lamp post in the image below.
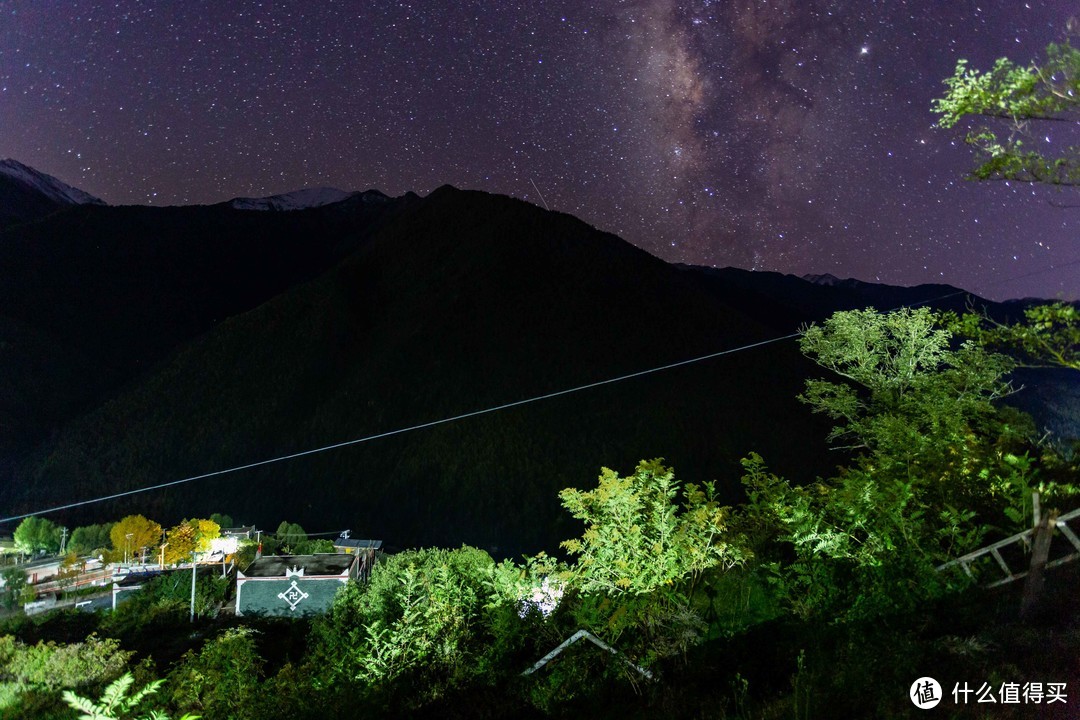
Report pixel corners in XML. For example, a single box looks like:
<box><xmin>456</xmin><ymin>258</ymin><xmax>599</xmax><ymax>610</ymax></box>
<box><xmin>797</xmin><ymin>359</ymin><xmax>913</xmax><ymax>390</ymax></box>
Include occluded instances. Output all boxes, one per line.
<box><xmin>124</xmin><ymin>533</ymin><xmax>133</xmax><ymax>565</ymax></box>
<box><xmin>159</xmin><ymin>543</ymin><xmax>168</xmax><ymax>570</ymax></box>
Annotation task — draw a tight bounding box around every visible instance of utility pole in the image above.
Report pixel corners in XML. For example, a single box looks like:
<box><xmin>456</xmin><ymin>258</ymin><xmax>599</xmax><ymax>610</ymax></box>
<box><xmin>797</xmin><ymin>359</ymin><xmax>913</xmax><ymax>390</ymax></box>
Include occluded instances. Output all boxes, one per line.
<box><xmin>190</xmin><ymin>550</ymin><xmax>197</xmax><ymax>623</ymax></box>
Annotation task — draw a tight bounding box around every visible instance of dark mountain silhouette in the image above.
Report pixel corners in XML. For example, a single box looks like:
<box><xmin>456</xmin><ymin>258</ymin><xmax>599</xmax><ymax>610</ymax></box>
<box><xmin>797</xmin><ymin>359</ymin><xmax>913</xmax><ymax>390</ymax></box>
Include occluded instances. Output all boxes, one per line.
<box><xmin>0</xmin><ymin>163</ymin><xmax>1074</xmax><ymax>555</ymax></box>
<box><xmin>0</xmin><ymin>159</ymin><xmax>105</xmax><ymax>229</ymax></box>
<box><xmin>1</xmin><ymin>185</ymin><xmax>834</xmax><ymax>554</ymax></box>
<box><xmin>0</xmin><ymin>192</ymin><xmax>416</xmax><ymax>458</ymax></box>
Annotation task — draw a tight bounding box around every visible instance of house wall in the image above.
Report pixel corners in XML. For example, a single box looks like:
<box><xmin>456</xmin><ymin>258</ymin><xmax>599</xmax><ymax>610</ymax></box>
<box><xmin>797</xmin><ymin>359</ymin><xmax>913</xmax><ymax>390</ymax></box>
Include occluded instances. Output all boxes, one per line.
<box><xmin>236</xmin><ymin>576</ymin><xmax>348</xmax><ymax>617</ymax></box>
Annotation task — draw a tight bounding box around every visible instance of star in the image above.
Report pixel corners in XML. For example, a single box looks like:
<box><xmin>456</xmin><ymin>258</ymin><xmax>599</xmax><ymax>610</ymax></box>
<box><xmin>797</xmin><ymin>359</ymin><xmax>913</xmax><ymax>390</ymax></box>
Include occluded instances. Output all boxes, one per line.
<box><xmin>0</xmin><ymin>1</ymin><xmax>1072</xmax><ymax>300</ymax></box>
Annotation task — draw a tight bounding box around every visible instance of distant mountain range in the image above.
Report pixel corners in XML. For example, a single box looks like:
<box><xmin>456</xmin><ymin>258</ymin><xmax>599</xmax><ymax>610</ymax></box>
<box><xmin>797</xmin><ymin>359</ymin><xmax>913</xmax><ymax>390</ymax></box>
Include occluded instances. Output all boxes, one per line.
<box><xmin>1</xmin><ymin>161</ymin><xmax>1075</xmax><ymax>555</ymax></box>
<box><xmin>225</xmin><ymin>187</ymin><xmax>392</xmax><ymax>212</ymax></box>
<box><xmin>0</xmin><ymin>159</ymin><xmax>104</xmax><ymax>228</ymax></box>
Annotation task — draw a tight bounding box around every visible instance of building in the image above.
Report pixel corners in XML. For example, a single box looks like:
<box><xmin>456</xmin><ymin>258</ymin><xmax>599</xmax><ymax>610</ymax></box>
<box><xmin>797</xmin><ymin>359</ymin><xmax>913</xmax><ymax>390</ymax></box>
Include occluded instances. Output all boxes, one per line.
<box><xmin>221</xmin><ymin>526</ymin><xmax>256</xmax><ymax>540</ymax></box>
<box><xmin>111</xmin><ymin>569</ymin><xmax>167</xmax><ymax>611</ymax></box>
<box><xmin>235</xmin><ymin>554</ymin><xmax>359</xmax><ymax>617</ymax></box>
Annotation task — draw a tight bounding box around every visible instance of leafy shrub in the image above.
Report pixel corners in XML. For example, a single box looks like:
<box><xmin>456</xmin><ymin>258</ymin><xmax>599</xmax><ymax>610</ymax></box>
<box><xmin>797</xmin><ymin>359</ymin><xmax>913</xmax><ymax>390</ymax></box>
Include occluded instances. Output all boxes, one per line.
<box><xmin>167</xmin><ymin>627</ymin><xmax>262</xmax><ymax>720</ymax></box>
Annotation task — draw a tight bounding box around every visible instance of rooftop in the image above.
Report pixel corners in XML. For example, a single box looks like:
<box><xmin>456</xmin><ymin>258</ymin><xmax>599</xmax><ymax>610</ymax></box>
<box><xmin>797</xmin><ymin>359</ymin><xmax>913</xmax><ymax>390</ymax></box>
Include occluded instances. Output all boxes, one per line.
<box><xmin>332</xmin><ymin>538</ymin><xmax>382</xmax><ymax>550</ymax></box>
<box><xmin>242</xmin><ymin>553</ymin><xmax>356</xmax><ymax>578</ymax></box>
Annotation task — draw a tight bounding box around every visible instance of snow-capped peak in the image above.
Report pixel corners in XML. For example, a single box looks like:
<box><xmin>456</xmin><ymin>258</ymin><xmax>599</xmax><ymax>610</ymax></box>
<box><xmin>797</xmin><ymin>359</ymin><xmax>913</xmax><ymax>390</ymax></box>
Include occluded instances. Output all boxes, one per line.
<box><xmin>0</xmin><ymin>159</ymin><xmax>106</xmax><ymax>206</ymax></box>
<box><xmin>228</xmin><ymin>187</ymin><xmax>387</xmax><ymax>211</ymax></box>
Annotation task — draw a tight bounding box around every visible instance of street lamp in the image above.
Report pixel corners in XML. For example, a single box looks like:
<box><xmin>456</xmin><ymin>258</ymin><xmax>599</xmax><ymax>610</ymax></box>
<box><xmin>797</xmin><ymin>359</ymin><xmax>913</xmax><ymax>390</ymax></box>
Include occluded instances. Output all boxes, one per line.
<box><xmin>124</xmin><ymin>533</ymin><xmax>133</xmax><ymax>565</ymax></box>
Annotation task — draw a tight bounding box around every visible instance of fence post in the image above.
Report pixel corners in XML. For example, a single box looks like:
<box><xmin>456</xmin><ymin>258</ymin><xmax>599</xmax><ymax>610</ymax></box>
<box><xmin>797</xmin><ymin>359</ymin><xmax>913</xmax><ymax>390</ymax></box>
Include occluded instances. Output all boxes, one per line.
<box><xmin>1020</xmin><ymin>509</ymin><xmax>1058</xmax><ymax>621</ymax></box>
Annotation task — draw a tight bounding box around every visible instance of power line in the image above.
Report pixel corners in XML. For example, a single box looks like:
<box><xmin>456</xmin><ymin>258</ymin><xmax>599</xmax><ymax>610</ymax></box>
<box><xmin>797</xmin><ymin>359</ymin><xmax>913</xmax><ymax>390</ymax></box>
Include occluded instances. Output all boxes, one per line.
<box><xmin>3</xmin><ymin>254</ymin><xmax>1077</xmax><ymax>527</ymax></box>
<box><xmin>0</xmin><ymin>333</ymin><xmax>797</xmax><ymax>526</ymax></box>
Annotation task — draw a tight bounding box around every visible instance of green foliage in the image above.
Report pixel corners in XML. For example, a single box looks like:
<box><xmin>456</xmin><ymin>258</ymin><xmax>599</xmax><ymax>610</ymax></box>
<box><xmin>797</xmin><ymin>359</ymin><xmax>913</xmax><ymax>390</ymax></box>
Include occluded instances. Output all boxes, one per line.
<box><xmin>357</xmin><ymin>547</ymin><xmax>493</xmax><ymax>683</ymax></box>
<box><xmin>233</xmin><ymin>539</ymin><xmax>258</xmax><ymax>570</ymax></box>
<box><xmin>799</xmin><ymin>307</ymin><xmax>1015</xmax><ymax>452</ymax></box>
<box><xmin>64</xmin><ymin>672</ymin><xmax>199</xmax><ymax>720</ymax></box>
<box><xmin>0</xmin><ymin>633</ymin><xmax>131</xmax><ymax>689</ymax></box>
<box><xmin>294</xmin><ymin>538</ymin><xmax>335</xmax><ymax>554</ymax></box>
<box><xmin>167</xmin><ymin>628</ymin><xmax>262</xmax><ymax>720</ymax></box>
<box><xmin>208</xmin><ymin>513</ymin><xmax>234</xmax><ymax>530</ymax></box>
<box><xmin>307</xmin><ymin>545</ymin><xmax>523</xmax><ymax>708</ymax></box>
<box><xmin>948</xmin><ymin>302</ymin><xmax>1080</xmax><ymax>371</ymax></box>
<box><xmin>274</xmin><ymin>521</ymin><xmax>307</xmax><ymax>553</ymax></box>
<box><xmin>933</xmin><ymin>41</ymin><xmax>1080</xmax><ymax>185</ymax></box>
<box><xmin>102</xmin><ymin>571</ymin><xmax>231</xmax><ymax>636</ymax></box>
<box><xmin>13</xmin><ymin>516</ymin><xmax>63</xmax><ymax>555</ymax></box>
<box><xmin>739</xmin><ymin>454</ymin><xmax>967</xmax><ymax>620</ymax></box>
<box><xmin>1</xmin><ymin>566</ymin><xmax>27</xmax><ymax>610</ymax></box>
<box><xmin>558</xmin><ymin>460</ymin><xmax>746</xmax><ymax>661</ymax></box>
<box><xmin>560</xmin><ymin>459</ymin><xmax>744</xmax><ymax>597</ymax></box>
<box><xmin>737</xmin><ymin>307</ymin><xmax>1057</xmax><ymax>621</ymax></box>
<box><xmin>798</xmin><ymin>308</ymin><xmax>1027</xmax><ymax>507</ymax></box>
<box><xmin>70</xmin><ymin>523</ymin><xmax>116</xmax><ymax>556</ymax></box>
<box><xmin>0</xmin><ymin>634</ymin><xmax>134</xmax><ymax>717</ymax></box>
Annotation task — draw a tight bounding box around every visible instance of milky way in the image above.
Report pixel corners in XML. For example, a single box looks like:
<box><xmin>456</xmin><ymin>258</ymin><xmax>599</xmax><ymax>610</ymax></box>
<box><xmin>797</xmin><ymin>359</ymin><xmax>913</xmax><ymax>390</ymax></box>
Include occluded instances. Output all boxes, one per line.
<box><xmin>1</xmin><ymin>1</ymin><xmax>1077</xmax><ymax>300</ymax></box>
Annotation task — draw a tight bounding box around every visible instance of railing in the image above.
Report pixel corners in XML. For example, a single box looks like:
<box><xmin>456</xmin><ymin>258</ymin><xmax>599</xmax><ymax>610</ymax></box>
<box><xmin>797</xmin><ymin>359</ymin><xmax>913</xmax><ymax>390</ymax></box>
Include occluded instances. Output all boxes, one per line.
<box><xmin>937</xmin><ymin>507</ymin><xmax>1080</xmax><ymax>587</ymax></box>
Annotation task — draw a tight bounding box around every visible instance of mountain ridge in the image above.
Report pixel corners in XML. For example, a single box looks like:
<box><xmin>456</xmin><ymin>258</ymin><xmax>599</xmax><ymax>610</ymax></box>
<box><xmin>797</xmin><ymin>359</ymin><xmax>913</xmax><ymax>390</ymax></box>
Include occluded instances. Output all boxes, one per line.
<box><xmin>0</xmin><ymin>162</ymin><xmax>1075</xmax><ymax>555</ymax></box>
<box><xmin>0</xmin><ymin>158</ymin><xmax>105</xmax><ymax>228</ymax></box>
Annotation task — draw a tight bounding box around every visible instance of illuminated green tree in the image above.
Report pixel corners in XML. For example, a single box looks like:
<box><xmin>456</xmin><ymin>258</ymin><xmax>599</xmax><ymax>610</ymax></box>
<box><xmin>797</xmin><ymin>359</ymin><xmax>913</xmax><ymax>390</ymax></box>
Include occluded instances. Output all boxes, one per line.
<box><xmin>948</xmin><ymin>302</ymin><xmax>1080</xmax><ymax>371</ymax></box>
<box><xmin>558</xmin><ymin>460</ymin><xmax>746</xmax><ymax>656</ymax></box>
<box><xmin>741</xmin><ymin>307</ymin><xmax>1052</xmax><ymax>620</ymax></box>
<box><xmin>560</xmin><ymin>459</ymin><xmax>743</xmax><ymax>597</ymax></box>
<box><xmin>13</xmin><ymin>516</ymin><xmax>63</xmax><ymax>555</ymax></box>
<box><xmin>798</xmin><ymin>307</ymin><xmax>1018</xmax><ymax>490</ymax></box>
<box><xmin>934</xmin><ymin>39</ymin><xmax>1080</xmax><ymax>186</ymax></box>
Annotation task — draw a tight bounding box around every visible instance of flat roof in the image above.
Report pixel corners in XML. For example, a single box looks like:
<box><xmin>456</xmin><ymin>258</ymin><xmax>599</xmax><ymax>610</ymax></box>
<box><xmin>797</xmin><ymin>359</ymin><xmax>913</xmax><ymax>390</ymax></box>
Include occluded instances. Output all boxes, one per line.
<box><xmin>332</xmin><ymin>538</ymin><xmax>382</xmax><ymax>550</ymax></box>
<box><xmin>242</xmin><ymin>553</ymin><xmax>356</xmax><ymax>578</ymax></box>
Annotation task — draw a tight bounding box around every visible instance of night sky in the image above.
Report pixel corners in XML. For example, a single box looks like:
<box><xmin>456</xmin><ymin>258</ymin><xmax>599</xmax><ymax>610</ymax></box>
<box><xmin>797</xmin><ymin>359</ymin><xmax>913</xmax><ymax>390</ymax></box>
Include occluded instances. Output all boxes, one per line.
<box><xmin>2</xmin><ymin>1</ymin><xmax>1078</xmax><ymax>301</ymax></box>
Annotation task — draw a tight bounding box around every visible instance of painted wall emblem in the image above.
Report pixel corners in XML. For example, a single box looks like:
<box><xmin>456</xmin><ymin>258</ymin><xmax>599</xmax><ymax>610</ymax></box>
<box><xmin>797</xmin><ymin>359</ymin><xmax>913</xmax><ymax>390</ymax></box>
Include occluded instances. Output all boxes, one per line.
<box><xmin>278</xmin><ymin>580</ymin><xmax>309</xmax><ymax>611</ymax></box>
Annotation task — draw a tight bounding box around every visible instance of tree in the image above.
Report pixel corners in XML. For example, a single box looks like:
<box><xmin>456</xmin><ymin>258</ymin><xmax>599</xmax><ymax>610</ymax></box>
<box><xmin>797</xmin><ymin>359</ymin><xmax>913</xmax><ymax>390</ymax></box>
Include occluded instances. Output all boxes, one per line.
<box><xmin>208</xmin><ymin>513</ymin><xmax>234</xmax><ymax>530</ymax></box>
<box><xmin>948</xmin><ymin>303</ymin><xmax>1080</xmax><ymax>371</ymax></box>
<box><xmin>558</xmin><ymin>460</ymin><xmax>745</xmax><ymax>656</ymax></box>
<box><xmin>739</xmin><ymin>453</ymin><xmax>976</xmax><ymax>621</ymax></box>
<box><xmin>69</xmin><ymin>523</ymin><xmax>115</xmax><ymax>556</ymax></box>
<box><xmin>1</xmin><ymin>566</ymin><xmax>27</xmax><ymax>609</ymax></box>
<box><xmin>933</xmin><ymin>38</ymin><xmax>1080</xmax><ymax>186</ymax></box>
<box><xmin>111</xmin><ymin>515</ymin><xmax>162</xmax><ymax>564</ymax></box>
<box><xmin>798</xmin><ymin>307</ymin><xmax>1020</xmax><ymax>495</ymax></box>
<box><xmin>739</xmin><ymin>307</ymin><xmax>1054</xmax><ymax>621</ymax></box>
<box><xmin>934</xmin><ymin>39</ymin><xmax>1080</xmax><ymax>370</ymax></box>
<box><xmin>167</xmin><ymin>628</ymin><xmax>262</xmax><ymax>720</ymax></box>
<box><xmin>294</xmin><ymin>538</ymin><xmax>335</xmax><ymax>554</ymax></box>
<box><xmin>163</xmin><ymin>519</ymin><xmax>220</xmax><ymax>564</ymax></box>
<box><xmin>560</xmin><ymin>460</ymin><xmax>743</xmax><ymax>597</ymax></box>
<box><xmin>13</xmin><ymin>516</ymin><xmax>63</xmax><ymax>555</ymax></box>
<box><xmin>310</xmin><ymin>546</ymin><xmax>503</xmax><ymax>703</ymax></box>
<box><xmin>274</xmin><ymin>521</ymin><xmax>307</xmax><ymax>554</ymax></box>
